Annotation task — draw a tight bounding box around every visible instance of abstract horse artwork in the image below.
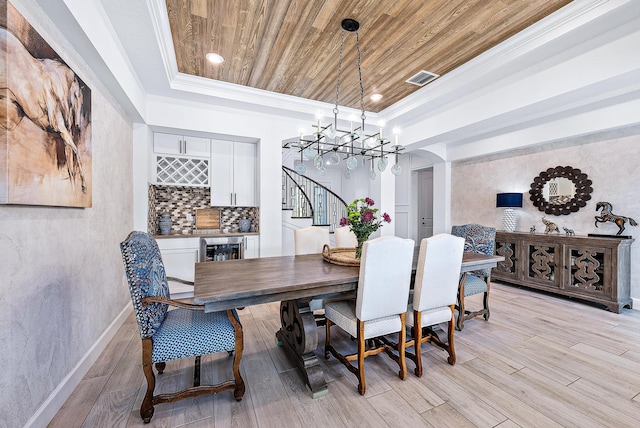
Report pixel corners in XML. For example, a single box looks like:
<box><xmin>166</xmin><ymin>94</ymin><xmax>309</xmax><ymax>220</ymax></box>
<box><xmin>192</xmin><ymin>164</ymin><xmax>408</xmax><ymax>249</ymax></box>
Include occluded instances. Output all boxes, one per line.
<box><xmin>594</xmin><ymin>202</ymin><xmax>637</xmax><ymax>236</ymax></box>
<box><xmin>1</xmin><ymin>3</ymin><xmax>91</xmax><ymax>207</ymax></box>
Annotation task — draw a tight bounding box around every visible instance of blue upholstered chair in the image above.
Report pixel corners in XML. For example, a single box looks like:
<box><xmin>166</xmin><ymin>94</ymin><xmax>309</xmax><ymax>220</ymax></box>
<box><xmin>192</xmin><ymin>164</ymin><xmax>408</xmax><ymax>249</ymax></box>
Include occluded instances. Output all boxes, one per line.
<box><xmin>120</xmin><ymin>231</ymin><xmax>245</xmax><ymax>423</ymax></box>
<box><xmin>451</xmin><ymin>224</ymin><xmax>496</xmax><ymax>330</ymax></box>
<box><xmin>324</xmin><ymin>236</ymin><xmax>415</xmax><ymax>395</ymax></box>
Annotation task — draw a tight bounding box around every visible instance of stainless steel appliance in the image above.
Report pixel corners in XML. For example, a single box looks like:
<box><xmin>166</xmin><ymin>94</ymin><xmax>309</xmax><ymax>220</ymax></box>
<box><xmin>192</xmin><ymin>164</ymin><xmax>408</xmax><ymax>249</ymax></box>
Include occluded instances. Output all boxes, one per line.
<box><xmin>199</xmin><ymin>236</ymin><xmax>244</xmax><ymax>262</ymax></box>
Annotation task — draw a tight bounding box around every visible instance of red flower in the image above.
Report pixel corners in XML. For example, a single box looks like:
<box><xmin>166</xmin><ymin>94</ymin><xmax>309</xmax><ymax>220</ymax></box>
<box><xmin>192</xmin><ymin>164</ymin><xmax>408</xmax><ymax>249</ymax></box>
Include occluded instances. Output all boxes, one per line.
<box><xmin>365</xmin><ymin>197</ymin><xmax>375</xmax><ymax>206</ymax></box>
<box><xmin>339</xmin><ymin>217</ymin><xmax>349</xmax><ymax>227</ymax></box>
<box><xmin>361</xmin><ymin>209</ymin><xmax>374</xmax><ymax>223</ymax></box>
<box><xmin>383</xmin><ymin>213</ymin><xmax>391</xmax><ymax>223</ymax></box>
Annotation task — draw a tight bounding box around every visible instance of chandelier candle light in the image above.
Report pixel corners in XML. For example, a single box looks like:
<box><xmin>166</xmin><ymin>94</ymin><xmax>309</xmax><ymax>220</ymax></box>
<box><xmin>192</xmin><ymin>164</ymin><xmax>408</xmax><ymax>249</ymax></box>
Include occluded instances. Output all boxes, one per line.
<box><xmin>340</xmin><ymin>197</ymin><xmax>391</xmax><ymax>259</ymax></box>
<box><xmin>496</xmin><ymin>192</ymin><xmax>523</xmax><ymax>232</ymax></box>
<box><xmin>283</xmin><ymin>19</ymin><xmax>404</xmax><ymax>179</ymax></box>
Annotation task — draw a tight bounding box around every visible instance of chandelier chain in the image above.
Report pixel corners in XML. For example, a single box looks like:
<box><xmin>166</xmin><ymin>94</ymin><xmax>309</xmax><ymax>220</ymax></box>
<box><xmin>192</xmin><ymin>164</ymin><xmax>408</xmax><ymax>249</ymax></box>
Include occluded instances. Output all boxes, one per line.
<box><xmin>334</xmin><ymin>30</ymin><xmax>345</xmax><ymax>113</ymax></box>
<box><xmin>356</xmin><ymin>31</ymin><xmax>365</xmax><ymax>120</ymax></box>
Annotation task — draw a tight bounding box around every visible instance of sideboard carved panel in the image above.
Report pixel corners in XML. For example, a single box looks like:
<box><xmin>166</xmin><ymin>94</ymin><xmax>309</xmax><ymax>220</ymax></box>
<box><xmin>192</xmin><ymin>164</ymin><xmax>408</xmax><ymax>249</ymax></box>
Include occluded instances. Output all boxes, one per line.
<box><xmin>493</xmin><ymin>232</ymin><xmax>632</xmax><ymax>313</ymax></box>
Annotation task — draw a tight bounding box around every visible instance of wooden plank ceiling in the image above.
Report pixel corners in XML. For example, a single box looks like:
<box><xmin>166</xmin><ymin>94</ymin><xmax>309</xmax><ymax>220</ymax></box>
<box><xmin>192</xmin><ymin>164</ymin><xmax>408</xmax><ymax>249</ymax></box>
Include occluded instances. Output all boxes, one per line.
<box><xmin>166</xmin><ymin>0</ymin><xmax>572</xmax><ymax>112</ymax></box>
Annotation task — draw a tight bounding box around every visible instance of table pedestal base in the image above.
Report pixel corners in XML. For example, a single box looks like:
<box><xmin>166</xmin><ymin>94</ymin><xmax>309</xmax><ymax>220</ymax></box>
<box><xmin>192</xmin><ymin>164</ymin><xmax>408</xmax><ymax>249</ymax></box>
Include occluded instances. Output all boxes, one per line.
<box><xmin>276</xmin><ymin>299</ymin><xmax>328</xmax><ymax>398</ymax></box>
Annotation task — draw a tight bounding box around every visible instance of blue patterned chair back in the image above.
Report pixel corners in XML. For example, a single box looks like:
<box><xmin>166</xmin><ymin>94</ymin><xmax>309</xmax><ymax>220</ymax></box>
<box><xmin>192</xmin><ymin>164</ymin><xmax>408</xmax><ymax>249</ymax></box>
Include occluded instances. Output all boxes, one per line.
<box><xmin>120</xmin><ymin>231</ymin><xmax>170</xmax><ymax>339</ymax></box>
<box><xmin>451</xmin><ymin>224</ymin><xmax>496</xmax><ymax>277</ymax></box>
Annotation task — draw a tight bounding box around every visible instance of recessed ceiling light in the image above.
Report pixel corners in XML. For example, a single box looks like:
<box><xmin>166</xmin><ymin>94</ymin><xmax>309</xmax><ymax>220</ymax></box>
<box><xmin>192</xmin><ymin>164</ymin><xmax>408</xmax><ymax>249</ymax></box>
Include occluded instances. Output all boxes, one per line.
<box><xmin>205</xmin><ymin>53</ymin><xmax>224</xmax><ymax>64</ymax></box>
<box><xmin>370</xmin><ymin>93</ymin><xmax>383</xmax><ymax>102</ymax></box>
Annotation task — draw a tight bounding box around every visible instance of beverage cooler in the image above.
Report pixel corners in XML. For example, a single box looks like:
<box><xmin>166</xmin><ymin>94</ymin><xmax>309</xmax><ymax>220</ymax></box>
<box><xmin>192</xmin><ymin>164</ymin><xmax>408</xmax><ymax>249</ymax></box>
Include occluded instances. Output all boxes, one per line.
<box><xmin>199</xmin><ymin>237</ymin><xmax>244</xmax><ymax>262</ymax></box>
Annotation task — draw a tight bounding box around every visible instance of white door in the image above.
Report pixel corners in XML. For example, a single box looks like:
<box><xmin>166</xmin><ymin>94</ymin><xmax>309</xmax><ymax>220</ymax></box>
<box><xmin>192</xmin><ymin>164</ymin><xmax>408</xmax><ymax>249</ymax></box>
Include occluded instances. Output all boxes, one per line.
<box><xmin>418</xmin><ymin>169</ymin><xmax>433</xmax><ymax>242</ymax></box>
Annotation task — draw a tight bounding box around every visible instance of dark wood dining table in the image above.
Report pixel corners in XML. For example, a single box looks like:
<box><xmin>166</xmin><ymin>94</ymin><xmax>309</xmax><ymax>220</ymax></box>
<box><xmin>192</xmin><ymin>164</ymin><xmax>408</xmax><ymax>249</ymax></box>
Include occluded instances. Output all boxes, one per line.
<box><xmin>194</xmin><ymin>251</ymin><xmax>504</xmax><ymax>397</ymax></box>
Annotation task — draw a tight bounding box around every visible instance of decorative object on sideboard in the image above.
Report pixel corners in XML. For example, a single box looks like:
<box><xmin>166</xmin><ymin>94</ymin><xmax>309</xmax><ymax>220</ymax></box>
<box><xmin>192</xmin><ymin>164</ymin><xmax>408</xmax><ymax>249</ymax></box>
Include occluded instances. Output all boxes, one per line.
<box><xmin>238</xmin><ymin>219</ymin><xmax>251</xmax><ymax>233</ymax></box>
<box><xmin>529</xmin><ymin>166</ymin><xmax>593</xmax><ymax>215</ymax></box>
<box><xmin>594</xmin><ymin>201</ymin><xmax>637</xmax><ymax>236</ymax></box>
<box><xmin>541</xmin><ymin>216</ymin><xmax>560</xmax><ymax>234</ymax></box>
<box><xmin>158</xmin><ymin>212</ymin><xmax>173</xmax><ymax>235</ymax></box>
<box><xmin>563</xmin><ymin>227</ymin><xmax>575</xmax><ymax>236</ymax></box>
<box><xmin>530</xmin><ymin>226</ymin><xmax>536</xmax><ymax>234</ymax></box>
<box><xmin>496</xmin><ymin>193</ymin><xmax>523</xmax><ymax>232</ymax></box>
<box><xmin>282</xmin><ymin>19</ymin><xmax>404</xmax><ymax>180</ymax></box>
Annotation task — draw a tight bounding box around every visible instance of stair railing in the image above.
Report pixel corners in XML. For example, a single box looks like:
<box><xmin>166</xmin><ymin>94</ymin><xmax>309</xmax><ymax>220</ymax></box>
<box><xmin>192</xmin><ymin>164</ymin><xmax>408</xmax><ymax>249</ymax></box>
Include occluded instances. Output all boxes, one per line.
<box><xmin>282</xmin><ymin>166</ymin><xmax>348</xmax><ymax>232</ymax></box>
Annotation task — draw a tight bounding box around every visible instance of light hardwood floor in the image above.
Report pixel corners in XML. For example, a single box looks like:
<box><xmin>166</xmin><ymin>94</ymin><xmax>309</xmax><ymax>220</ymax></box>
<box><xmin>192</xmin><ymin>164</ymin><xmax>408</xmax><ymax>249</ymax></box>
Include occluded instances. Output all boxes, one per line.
<box><xmin>50</xmin><ymin>282</ymin><xmax>640</xmax><ymax>427</ymax></box>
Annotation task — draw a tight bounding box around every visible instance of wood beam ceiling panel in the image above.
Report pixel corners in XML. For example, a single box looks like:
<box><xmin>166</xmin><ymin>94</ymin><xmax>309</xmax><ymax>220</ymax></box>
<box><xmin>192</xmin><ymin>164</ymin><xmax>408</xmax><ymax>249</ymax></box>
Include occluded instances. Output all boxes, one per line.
<box><xmin>166</xmin><ymin>0</ymin><xmax>572</xmax><ymax>112</ymax></box>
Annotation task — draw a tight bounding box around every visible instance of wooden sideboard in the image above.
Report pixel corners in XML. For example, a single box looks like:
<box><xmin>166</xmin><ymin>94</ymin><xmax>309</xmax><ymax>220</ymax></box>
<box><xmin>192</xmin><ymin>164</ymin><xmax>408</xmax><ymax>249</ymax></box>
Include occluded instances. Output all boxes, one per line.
<box><xmin>493</xmin><ymin>231</ymin><xmax>634</xmax><ymax>313</ymax></box>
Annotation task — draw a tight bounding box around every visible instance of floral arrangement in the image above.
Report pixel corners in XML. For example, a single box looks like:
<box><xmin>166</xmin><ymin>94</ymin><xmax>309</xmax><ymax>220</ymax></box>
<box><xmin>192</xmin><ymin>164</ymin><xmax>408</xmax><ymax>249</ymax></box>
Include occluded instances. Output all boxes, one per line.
<box><xmin>340</xmin><ymin>197</ymin><xmax>391</xmax><ymax>258</ymax></box>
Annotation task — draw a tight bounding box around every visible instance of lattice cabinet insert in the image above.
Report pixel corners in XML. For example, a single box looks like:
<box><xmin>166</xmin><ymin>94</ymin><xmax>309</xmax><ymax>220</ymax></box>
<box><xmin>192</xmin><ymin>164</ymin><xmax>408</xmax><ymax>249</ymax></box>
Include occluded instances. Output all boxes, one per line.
<box><xmin>155</xmin><ymin>155</ymin><xmax>209</xmax><ymax>186</ymax></box>
<box><xmin>493</xmin><ymin>231</ymin><xmax>633</xmax><ymax>313</ymax></box>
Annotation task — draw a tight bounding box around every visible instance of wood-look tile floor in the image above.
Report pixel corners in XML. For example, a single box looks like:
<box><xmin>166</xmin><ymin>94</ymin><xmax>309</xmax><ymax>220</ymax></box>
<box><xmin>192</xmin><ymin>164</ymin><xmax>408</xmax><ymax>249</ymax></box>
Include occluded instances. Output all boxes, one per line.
<box><xmin>50</xmin><ymin>282</ymin><xmax>640</xmax><ymax>427</ymax></box>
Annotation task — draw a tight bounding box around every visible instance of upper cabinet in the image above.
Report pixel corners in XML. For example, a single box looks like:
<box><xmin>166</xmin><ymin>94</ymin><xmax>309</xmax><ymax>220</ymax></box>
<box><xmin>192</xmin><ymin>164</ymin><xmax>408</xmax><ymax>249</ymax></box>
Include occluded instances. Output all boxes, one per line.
<box><xmin>211</xmin><ymin>140</ymin><xmax>256</xmax><ymax>206</ymax></box>
<box><xmin>154</xmin><ymin>133</ymin><xmax>211</xmax><ymax>157</ymax></box>
<box><xmin>153</xmin><ymin>133</ymin><xmax>211</xmax><ymax>187</ymax></box>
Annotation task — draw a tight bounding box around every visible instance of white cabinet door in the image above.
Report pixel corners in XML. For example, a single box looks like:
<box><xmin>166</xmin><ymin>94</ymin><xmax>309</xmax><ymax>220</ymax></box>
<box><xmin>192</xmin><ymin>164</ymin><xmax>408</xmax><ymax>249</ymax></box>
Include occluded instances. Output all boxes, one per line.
<box><xmin>244</xmin><ymin>236</ymin><xmax>259</xmax><ymax>259</ymax></box>
<box><xmin>154</xmin><ymin>133</ymin><xmax>210</xmax><ymax>157</ymax></box>
<box><xmin>211</xmin><ymin>140</ymin><xmax>256</xmax><ymax>206</ymax></box>
<box><xmin>211</xmin><ymin>140</ymin><xmax>234</xmax><ymax>206</ymax></box>
<box><xmin>154</xmin><ymin>133</ymin><xmax>182</xmax><ymax>155</ymax></box>
<box><xmin>160</xmin><ymin>248</ymin><xmax>198</xmax><ymax>281</ymax></box>
<box><xmin>233</xmin><ymin>142</ymin><xmax>256</xmax><ymax>206</ymax></box>
<box><xmin>183</xmin><ymin>136</ymin><xmax>210</xmax><ymax>157</ymax></box>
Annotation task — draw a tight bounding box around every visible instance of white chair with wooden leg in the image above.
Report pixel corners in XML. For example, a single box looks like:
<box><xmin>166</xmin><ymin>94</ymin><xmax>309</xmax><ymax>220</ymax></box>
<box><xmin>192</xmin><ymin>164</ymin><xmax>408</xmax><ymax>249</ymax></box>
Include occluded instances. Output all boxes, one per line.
<box><xmin>334</xmin><ymin>226</ymin><xmax>357</xmax><ymax>248</ymax></box>
<box><xmin>405</xmin><ymin>234</ymin><xmax>464</xmax><ymax>376</ymax></box>
<box><xmin>294</xmin><ymin>226</ymin><xmax>329</xmax><ymax>255</ymax></box>
<box><xmin>324</xmin><ymin>236</ymin><xmax>415</xmax><ymax>395</ymax></box>
<box><xmin>294</xmin><ymin>226</ymin><xmax>330</xmax><ymax>313</ymax></box>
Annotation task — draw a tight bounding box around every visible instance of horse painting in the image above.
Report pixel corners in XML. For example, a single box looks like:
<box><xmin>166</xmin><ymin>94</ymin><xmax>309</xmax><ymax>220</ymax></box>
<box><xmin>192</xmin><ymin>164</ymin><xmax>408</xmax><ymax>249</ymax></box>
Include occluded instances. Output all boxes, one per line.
<box><xmin>594</xmin><ymin>202</ymin><xmax>637</xmax><ymax>236</ymax></box>
<box><xmin>1</xmin><ymin>2</ymin><xmax>91</xmax><ymax>208</ymax></box>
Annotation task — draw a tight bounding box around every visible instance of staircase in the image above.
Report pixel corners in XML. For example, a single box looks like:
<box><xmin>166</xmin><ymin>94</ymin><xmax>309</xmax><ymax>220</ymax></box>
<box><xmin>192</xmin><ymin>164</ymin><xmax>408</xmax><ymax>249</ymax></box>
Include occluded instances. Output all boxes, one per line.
<box><xmin>282</xmin><ymin>166</ymin><xmax>348</xmax><ymax>233</ymax></box>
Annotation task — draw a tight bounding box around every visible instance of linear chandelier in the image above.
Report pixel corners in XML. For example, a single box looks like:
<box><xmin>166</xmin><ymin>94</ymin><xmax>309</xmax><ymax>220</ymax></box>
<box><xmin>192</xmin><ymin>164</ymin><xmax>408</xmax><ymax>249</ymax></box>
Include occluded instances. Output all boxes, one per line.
<box><xmin>283</xmin><ymin>18</ymin><xmax>404</xmax><ymax>180</ymax></box>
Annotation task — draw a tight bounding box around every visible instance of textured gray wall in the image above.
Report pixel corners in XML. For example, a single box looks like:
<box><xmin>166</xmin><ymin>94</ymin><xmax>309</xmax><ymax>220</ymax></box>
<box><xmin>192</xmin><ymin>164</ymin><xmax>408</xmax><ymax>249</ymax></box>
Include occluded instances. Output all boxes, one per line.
<box><xmin>0</xmin><ymin>1</ymin><xmax>133</xmax><ymax>426</ymax></box>
<box><xmin>451</xmin><ymin>134</ymin><xmax>640</xmax><ymax>299</ymax></box>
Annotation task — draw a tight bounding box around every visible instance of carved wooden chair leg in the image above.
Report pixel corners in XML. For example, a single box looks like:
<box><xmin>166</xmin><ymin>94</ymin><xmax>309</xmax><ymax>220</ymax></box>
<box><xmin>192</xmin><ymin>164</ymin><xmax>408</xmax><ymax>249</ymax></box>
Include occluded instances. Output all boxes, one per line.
<box><xmin>413</xmin><ymin>311</ymin><xmax>424</xmax><ymax>377</ymax></box>
<box><xmin>324</xmin><ymin>319</ymin><xmax>332</xmax><ymax>359</ymax></box>
<box><xmin>446</xmin><ymin>306</ymin><xmax>456</xmax><ymax>365</ymax></box>
<box><xmin>456</xmin><ymin>274</ymin><xmax>467</xmax><ymax>331</ymax></box>
<box><xmin>356</xmin><ymin>320</ymin><xmax>366</xmax><ymax>395</ymax></box>
<box><xmin>228</xmin><ymin>309</ymin><xmax>246</xmax><ymax>400</ymax></box>
<box><xmin>397</xmin><ymin>313</ymin><xmax>407</xmax><ymax>380</ymax></box>
<box><xmin>483</xmin><ymin>280</ymin><xmax>491</xmax><ymax>321</ymax></box>
<box><xmin>141</xmin><ymin>339</ymin><xmax>156</xmax><ymax>424</ymax></box>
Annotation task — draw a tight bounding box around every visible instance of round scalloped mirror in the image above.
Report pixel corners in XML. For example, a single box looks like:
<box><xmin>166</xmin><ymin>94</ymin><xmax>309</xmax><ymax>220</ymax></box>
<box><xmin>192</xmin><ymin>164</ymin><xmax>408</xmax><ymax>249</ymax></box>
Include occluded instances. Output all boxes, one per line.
<box><xmin>529</xmin><ymin>166</ymin><xmax>593</xmax><ymax>215</ymax></box>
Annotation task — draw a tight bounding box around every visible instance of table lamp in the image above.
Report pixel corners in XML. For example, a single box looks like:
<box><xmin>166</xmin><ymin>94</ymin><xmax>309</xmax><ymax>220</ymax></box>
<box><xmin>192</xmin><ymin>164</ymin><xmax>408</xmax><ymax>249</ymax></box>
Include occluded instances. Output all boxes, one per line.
<box><xmin>496</xmin><ymin>193</ymin><xmax>523</xmax><ymax>232</ymax></box>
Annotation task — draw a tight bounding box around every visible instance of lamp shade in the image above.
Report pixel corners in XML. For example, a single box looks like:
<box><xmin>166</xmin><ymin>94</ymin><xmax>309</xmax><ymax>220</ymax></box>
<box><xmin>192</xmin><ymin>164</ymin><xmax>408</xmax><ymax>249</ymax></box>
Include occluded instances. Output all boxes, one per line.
<box><xmin>496</xmin><ymin>193</ymin><xmax>523</xmax><ymax>208</ymax></box>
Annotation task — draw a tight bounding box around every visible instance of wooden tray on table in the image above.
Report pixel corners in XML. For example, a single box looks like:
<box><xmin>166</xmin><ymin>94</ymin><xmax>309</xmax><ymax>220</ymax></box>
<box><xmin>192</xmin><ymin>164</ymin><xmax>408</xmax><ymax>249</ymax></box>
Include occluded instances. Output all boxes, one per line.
<box><xmin>322</xmin><ymin>244</ymin><xmax>360</xmax><ymax>266</ymax></box>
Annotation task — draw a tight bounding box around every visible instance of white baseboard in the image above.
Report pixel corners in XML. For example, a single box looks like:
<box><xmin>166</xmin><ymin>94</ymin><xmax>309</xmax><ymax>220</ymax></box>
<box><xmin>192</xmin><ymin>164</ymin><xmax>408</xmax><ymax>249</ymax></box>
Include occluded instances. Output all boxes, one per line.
<box><xmin>632</xmin><ymin>297</ymin><xmax>640</xmax><ymax>311</ymax></box>
<box><xmin>25</xmin><ymin>304</ymin><xmax>131</xmax><ymax>428</ymax></box>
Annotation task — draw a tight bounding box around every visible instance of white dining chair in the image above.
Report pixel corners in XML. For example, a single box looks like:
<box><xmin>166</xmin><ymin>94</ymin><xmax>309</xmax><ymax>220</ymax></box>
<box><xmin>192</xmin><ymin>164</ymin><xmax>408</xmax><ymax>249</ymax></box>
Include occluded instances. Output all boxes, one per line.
<box><xmin>324</xmin><ymin>236</ymin><xmax>415</xmax><ymax>395</ymax></box>
<box><xmin>334</xmin><ymin>226</ymin><xmax>358</xmax><ymax>248</ymax></box>
<box><xmin>294</xmin><ymin>226</ymin><xmax>330</xmax><ymax>312</ymax></box>
<box><xmin>405</xmin><ymin>233</ymin><xmax>464</xmax><ymax>376</ymax></box>
<box><xmin>294</xmin><ymin>226</ymin><xmax>329</xmax><ymax>255</ymax></box>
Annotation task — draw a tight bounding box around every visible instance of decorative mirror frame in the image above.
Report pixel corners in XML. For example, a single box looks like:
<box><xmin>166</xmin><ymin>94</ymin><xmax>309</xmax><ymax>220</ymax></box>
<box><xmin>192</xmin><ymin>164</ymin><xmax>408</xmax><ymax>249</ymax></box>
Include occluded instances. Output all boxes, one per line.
<box><xmin>529</xmin><ymin>166</ymin><xmax>593</xmax><ymax>215</ymax></box>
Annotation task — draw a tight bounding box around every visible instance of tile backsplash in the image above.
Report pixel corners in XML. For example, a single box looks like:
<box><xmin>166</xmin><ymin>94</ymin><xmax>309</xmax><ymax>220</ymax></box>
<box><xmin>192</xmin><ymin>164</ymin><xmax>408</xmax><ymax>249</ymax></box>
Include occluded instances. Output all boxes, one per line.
<box><xmin>148</xmin><ymin>185</ymin><xmax>259</xmax><ymax>234</ymax></box>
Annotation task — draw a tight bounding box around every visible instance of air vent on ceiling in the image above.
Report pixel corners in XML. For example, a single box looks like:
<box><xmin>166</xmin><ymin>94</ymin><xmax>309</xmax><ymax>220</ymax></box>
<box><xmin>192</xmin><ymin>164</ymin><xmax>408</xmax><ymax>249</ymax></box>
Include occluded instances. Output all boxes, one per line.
<box><xmin>405</xmin><ymin>70</ymin><xmax>440</xmax><ymax>87</ymax></box>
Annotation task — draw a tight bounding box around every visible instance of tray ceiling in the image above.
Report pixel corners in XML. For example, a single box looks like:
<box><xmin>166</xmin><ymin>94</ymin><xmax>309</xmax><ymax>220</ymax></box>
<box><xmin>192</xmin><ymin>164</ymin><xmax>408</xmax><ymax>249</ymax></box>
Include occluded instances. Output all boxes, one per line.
<box><xmin>166</xmin><ymin>0</ymin><xmax>572</xmax><ymax>112</ymax></box>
